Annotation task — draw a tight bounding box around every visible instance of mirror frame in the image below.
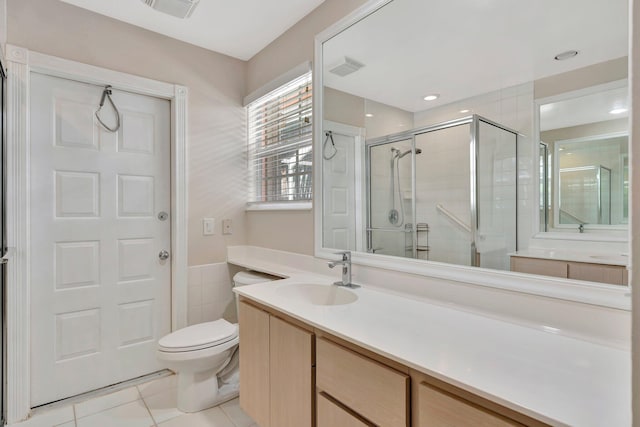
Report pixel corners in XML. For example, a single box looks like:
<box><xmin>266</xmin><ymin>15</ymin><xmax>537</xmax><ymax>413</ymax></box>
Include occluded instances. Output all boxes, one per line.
<box><xmin>533</xmin><ymin>79</ymin><xmax>630</xmax><ymax>239</ymax></box>
<box><xmin>313</xmin><ymin>0</ymin><xmax>630</xmax><ymax>310</ymax></box>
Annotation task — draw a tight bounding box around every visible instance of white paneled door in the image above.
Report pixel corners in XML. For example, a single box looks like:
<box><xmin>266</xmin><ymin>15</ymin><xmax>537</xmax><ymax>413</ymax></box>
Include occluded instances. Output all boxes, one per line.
<box><xmin>322</xmin><ymin>131</ymin><xmax>357</xmax><ymax>250</ymax></box>
<box><xmin>29</xmin><ymin>73</ymin><xmax>171</xmax><ymax>406</ymax></box>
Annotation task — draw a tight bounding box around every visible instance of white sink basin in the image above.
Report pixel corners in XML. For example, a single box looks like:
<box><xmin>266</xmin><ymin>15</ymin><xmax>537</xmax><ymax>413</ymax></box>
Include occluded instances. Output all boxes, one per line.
<box><xmin>276</xmin><ymin>284</ymin><xmax>358</xmax><ymax>306</ymax></box>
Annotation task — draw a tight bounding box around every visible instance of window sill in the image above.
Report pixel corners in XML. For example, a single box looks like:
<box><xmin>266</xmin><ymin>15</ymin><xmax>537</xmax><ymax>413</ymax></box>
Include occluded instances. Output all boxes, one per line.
<box><xmin>246</xmin><ymin>202</ymin><xmax>313</xmax><ymax>211</ymax></box>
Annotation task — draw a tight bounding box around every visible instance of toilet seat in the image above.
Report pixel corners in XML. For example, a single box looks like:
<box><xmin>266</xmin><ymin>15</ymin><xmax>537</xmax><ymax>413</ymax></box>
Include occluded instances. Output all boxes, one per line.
<box><xmin>158</xmin><ymin>319</ymin><xmax>238</xmax><ymax>353</ymax></box>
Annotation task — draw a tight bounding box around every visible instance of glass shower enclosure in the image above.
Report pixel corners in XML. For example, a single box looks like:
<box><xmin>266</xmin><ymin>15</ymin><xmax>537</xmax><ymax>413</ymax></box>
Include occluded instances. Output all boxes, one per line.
<box><xmin>366</xmin><ymin>115</ymin><xmax>518</xmax><ymax>271</ymax></box>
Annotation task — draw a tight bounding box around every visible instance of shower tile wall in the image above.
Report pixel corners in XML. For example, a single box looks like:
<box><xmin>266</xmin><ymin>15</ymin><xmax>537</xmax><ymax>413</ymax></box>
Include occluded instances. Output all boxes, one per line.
<box><xmin>414</xmin><ymin>82</ymin><xmax>534</xmax><ymax>252</ymax></box>
<box><xmin>187</xmin><ymin>263</ymin><xmax>235</xmax><ymax>325</ymax></box>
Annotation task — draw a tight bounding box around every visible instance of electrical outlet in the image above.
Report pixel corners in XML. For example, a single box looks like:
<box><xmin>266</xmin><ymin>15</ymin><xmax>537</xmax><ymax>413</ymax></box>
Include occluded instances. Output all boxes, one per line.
<box><xmin>203</xmin><ymin>218</ymin><xmax>215</xmax><ymax>235</ymax></box>
<box><xmin>222</xmin><ymin>219</ymin><xmax>232</xmax><ymax>235</ymax></box>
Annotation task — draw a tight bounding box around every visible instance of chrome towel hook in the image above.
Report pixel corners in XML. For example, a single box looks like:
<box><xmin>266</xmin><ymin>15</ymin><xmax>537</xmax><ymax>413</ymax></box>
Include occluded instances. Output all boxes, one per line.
<box><xmin>95</xmin><ymin>85</ymin><xmax>121</xmax><ymax>132</ymax></box>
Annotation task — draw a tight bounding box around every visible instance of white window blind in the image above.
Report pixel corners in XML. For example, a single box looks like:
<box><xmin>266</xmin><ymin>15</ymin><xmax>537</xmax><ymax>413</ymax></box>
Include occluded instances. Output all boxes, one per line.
<box><xmin>247</xmin><ymin>71</ymin><xmax>312</xmax><ymax>205</ymax></box>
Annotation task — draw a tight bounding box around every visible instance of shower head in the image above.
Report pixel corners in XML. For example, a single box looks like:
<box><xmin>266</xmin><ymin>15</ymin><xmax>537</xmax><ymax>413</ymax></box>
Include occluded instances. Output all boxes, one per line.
<box><xmin>392</xmin><ymin>148</ymin><xmax>422</xmax><ymax>159</ymax></box>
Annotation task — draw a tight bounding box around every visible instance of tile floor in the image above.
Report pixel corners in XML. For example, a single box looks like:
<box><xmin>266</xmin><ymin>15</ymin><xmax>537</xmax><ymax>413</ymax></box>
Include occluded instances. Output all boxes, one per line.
<box><xmin>9</xmin><ymin>375</ymin><xmax>257</xmax><ymax>427</ymax></box>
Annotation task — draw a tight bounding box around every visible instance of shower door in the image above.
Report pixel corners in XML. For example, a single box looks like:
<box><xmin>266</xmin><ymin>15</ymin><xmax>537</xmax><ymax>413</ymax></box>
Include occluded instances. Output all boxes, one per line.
<box><xmin>366</xmin><ymin>138</ymin><xmax>414</xmax><ymax>257</ymax></box>
<box><xmin>29</xmin><ymin>73</ymin><xmax>171</xmax><ymax>405</ymax></box>
<box><xmin>415</xmin><ymin>124</ymin><xmax>473</xmax><ymax>266</ymax></box>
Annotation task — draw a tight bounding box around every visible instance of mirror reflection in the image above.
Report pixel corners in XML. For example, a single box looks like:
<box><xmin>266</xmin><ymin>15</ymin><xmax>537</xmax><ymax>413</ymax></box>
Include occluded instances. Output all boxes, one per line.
<box><xmin>320</xmin><ymin>0</ymin><xmax>629</xmax><ymax>286</ymax></box>
<box><xmin>538</xmin><ymin>82</ymin><xmax>629</xmax><ymax>231</ymax></box>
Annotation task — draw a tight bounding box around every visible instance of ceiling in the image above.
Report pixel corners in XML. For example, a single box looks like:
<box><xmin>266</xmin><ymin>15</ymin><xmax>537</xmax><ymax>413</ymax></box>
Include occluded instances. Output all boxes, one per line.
<box><xmin>540</xmin><ymin>85</ymin><xmax>628</xmax><ymax>132</ymax></box>
<box><xmin>322</xmin><ymin>0</ymin><xmax>629</xmax><ymax>113</ymax></box>
<box><xmin>59</xmin><ymin>0</ymin><xmax>325</xmax><ymax>60</ymax></box>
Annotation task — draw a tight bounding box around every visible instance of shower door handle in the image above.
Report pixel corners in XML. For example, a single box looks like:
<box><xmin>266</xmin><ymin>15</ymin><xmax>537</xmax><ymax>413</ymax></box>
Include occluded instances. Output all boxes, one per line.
<box><xmin>158</xmin><ymin>250</ymin><xmax>170</xmax><ymax>261</ymax></box>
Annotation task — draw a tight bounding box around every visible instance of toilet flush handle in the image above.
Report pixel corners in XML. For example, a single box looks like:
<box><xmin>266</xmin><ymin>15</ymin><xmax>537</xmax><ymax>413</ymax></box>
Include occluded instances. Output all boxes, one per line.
<box><xmin>159</xmin><ymin>250</ymin><xmax>170</xmax><ymax>260</ymax></box>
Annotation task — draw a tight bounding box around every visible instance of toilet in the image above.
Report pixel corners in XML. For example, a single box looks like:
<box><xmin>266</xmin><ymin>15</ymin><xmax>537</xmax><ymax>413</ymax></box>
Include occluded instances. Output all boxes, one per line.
<box><xmin>157</xmin><ymin>270</ymin><xmax>276</xmax><ymax>413</ymax></box>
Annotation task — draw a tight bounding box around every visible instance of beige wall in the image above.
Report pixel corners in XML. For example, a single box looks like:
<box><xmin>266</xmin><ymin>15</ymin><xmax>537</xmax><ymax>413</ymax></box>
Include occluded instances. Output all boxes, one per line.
<box><xmin>534</xmin><ymin>57</ymin><xmax>628</xmax><ymax>99</ymax></box>
<box><xmin>245</xmin><ymin>0</ymin><xmax>368</xmax><ymax>255</ymax></box>
<box><xmin>8</xmin><ymin>0</ymin><xmax>247</xmax><ymax>266</ymax></box>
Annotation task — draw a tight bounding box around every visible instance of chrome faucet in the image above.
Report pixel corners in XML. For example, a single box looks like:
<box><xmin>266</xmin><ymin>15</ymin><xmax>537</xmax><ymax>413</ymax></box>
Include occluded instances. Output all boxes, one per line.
<box><xmin>327</xmin><ymin>251</ymin><xmax>358</xmax><ymax>288</ymax></box>
<box><xmin>579</xmin><ymin>223</ymin><xmax>586</xmax><ymax>233</ymax></box>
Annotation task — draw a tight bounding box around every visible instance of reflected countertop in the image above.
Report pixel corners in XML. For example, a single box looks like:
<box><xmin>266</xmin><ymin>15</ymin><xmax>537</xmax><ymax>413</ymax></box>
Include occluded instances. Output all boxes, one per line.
<box><xmin>228</xmin><ymin>249</ymin><xmax>630</xmax><ymax>427</ymax></box>
<box><xmin>510</xmin><ymin>248</ymin><xmax>628</xmax><ymax>266</ymax></box>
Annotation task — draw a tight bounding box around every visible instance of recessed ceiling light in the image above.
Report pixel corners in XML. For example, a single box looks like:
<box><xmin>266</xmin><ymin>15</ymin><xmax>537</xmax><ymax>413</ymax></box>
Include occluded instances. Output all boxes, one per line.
<box><xmin>460</xmin><ymin>109</ymin><xmax>470</xmax><ymax>113</ymax></box>
<box><xmin>554</xmin><ymin>50</ymin><xmax>579</xmax><ymax>61</ymax></box>
<box><xmin>559</xmin><ymin>148</ymin><xmax>565</xmax><ymax>151</ymax></box>
<box><xmin>423</xmin><ymin>94</ymin><xmax>440</xmax><ymax>101</ymax></box>
<box><xmin>609</xmin><ymin>108</ymin><xmax>628</xmax><ymax>115</ymax></box>
<box><xmin>365</xmin><ymin>113</ymin><xmax>374</xmax><ymax>117</ymax></box>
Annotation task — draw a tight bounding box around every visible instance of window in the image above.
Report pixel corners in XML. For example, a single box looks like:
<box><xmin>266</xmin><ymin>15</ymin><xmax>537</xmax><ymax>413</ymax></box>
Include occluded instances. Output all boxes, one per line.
<box><xmin>247</xmin><ymin>71</ymin><xmax>312</xmax><ymax>206</ymax></box>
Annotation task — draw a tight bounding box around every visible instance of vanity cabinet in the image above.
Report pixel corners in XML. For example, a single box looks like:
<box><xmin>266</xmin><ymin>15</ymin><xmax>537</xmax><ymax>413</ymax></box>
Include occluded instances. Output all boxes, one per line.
<box><xmin>238</xmin><ymin>300</ymin><xmax>314</xmax><ymax>427</ymax></box>
<box><xmin>510</xmin><ymin>256</ymin><xmax>628</xmax><ymax>285</ymax></box>
<box><xmin>239</xmin><ymin>297</ymin><xmax>549</xmax><ymax>427</ymax></box>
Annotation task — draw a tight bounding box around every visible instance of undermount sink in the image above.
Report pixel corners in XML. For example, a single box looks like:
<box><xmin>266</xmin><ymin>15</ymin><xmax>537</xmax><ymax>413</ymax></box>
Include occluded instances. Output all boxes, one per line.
<box><xmin>275</xmin><ymin>283</ymin><xmax>358</xmax><ymax>306</ymax></box>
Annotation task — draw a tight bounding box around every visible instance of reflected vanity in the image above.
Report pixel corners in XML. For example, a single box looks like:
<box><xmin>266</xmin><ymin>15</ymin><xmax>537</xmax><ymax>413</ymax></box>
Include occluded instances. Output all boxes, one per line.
<box><xmin>315</xmin><ymin>0</ymin><xmax>630</xmax><ymax>292</ymax></box>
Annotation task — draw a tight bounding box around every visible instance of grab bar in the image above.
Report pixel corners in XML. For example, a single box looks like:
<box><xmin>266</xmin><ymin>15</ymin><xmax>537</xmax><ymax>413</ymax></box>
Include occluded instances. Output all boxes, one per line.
<box><xmin>436</xmin><ymin>204</ymin><xmax>471</xmax><ymax>234</ymax></box>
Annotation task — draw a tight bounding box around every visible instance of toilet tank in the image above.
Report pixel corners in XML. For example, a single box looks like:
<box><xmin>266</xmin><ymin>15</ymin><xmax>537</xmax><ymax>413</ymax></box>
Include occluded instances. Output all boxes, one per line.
<box><xmin>232</xmin><ymin>270</ymin><xmax>278</xmax><ymax>318</ymax></box>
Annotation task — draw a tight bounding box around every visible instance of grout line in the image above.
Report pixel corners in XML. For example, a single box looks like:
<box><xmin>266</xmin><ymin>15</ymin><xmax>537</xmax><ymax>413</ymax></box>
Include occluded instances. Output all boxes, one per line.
<box><xmin>72</xmin><ymin>404</ymin><xmax>78</xmax><ymax>427</ymax></box>
<box><xmin>219</xmin><ymin>408</ymin><xmax>238</xmax><ymax>427</ymax></box>
<box><xmin>137</xmin><ymin>387</ymin><xmax>159</xmax><ymax>427</ymax></box>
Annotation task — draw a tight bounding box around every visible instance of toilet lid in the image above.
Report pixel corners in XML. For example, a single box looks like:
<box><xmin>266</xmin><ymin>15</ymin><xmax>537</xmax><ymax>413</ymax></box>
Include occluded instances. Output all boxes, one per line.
<box><xmin>158</xmin><ymin>319</ymin><xmax>238</xmax><ymax>352</ymax></box>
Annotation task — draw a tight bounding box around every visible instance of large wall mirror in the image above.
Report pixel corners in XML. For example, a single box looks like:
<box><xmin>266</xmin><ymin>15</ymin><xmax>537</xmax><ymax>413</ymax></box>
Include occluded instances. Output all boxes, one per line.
<box><xmin>314</xmin><ymin>0</ymin><xmax>630</xmax><ymax>300</ymax></box>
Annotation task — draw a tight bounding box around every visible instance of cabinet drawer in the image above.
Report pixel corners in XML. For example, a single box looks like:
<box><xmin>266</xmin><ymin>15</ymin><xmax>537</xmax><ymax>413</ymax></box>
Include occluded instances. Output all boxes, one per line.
<box><xmin>417</xmin><ymin>382</ymin><xmax>522</xmax><ymax>426</ymax></box>
<box><xmin>510</xmin><ymin>257</ymin><xmax>567</xmax><ymax>278</ymax></box>
<box><xmin>567</xmin><ymin>262</ymin><xmax>625</xmax><ymax>285</ymax></box>
<box><xmin>317</xmin><ymin>392</ymin><xmax>373</xmax><ymax>427</ymax></box>
<box><xmin>316</xmin><ymin>337</ymin><xmax>409</xmax><ymax>427</ymax></box>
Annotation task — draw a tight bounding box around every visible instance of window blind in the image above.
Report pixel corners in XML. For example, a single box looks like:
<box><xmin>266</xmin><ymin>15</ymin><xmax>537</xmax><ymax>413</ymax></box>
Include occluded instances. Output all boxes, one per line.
<box><xmin>247</xmin><ymin>71</ymin><xmax>312</xmax><ymax>204</ymax></box>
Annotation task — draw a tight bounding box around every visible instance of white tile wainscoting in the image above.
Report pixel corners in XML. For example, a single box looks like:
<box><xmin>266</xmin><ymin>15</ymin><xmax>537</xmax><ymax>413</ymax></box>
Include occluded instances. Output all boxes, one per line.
<box><xmin>8</xmin><ymin>375</ymin><xmax>256</xmax><ymax>427</ymax></box>
<box><xmin>187</xmin><ymin>262</ymin><xmax>241</xmax><ymax>326</ymax></box>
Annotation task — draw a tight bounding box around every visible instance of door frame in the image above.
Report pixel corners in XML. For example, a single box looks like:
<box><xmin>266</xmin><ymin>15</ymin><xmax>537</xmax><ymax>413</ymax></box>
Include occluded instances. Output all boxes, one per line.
<box><xmin>4</xmin><ymin>44</ymin><xmax>189</xmax><ymax>423</ymax></box>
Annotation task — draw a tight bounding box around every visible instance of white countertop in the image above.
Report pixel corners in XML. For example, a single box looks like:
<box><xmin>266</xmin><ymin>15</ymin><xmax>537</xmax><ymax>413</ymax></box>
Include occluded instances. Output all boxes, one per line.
<box><xmin>510</xmin><ymin>248</ymin><xmax>628</xmax><ymax>267</ymax></box>
<box><xmin>229</xmin><ymin>253</ymin><xmax>630</xmax><ymax>427</ymax></box>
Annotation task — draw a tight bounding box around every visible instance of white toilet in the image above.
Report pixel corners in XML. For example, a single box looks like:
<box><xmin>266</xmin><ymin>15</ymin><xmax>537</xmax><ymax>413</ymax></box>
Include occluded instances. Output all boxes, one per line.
<box><xmin>157</xmin><ymin>270</ymin><xmax>276</xmax><ymax>413</ymax></box>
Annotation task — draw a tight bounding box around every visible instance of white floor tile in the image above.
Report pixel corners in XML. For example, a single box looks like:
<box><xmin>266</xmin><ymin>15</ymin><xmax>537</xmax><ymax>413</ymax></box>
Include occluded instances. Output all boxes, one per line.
<box><xmin>76</xmin><ymin>400</ymin><xmax>153</xmax><ymax>427</ymax></box>
<box><xmin>8</xmin><ymin>406</ymin><xmax>75</xmax><ymax>427</ymax></box>
<box><xmin>144</xmin><ymin>387</ymin><xmax>183</xmax><ymax>424</ymax></box>
<box><xmin>220</xmin><ymin>398</ymin><xmax>255</xmax><ymax>427</ymax></box>
<box><xmin>158</xmin><ymin>406</ymin><xmax>235</xmax><ymax>427</ymax></box>
<box><xmin>137</xmin><ymin>374</ymin><xmax>177</xmax><ymax>399</ymax></box>
<box><xmin>74</xmin><ymin>386</ymin><xmax>140</xmax><ymax>419</ymax></box>
<box><xmin>53</xmin><ymin>423</ymin><xmax>75</xmax><ymax>427</ymax></box>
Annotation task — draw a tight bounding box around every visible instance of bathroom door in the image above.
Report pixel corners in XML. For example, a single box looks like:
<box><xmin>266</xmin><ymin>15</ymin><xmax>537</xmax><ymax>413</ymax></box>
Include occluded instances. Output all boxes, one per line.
<box><xmin>322</xmin><ymin>125</ymin><xmax>361</xmax><ymax>251</ymax></box>
<box><xmin>29</xmin><ymin>73</ymin><xmax>171</xmax><ymax>406</ymax></box>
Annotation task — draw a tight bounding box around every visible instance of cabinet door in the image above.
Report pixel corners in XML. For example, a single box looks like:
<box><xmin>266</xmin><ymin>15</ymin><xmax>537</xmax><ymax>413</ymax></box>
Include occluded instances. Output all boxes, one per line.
<box><xmin>416</xmin><ymin>382</ymin><xmax>522</xmax><ymax>426</ymax></box>
<box><xmin>567</xmin><ymin>262</ymin><xmax>624</xmax><ymax>285</ymax></box>
<box><xmin>269</xmin><ymin>316</ymin><xmax>314</xmax><ymax>427</ymax></box>
<box><xmin>510</xmin><ymin>257</ymin><xmax>567</xmax><ymax>278</ymax></box>
<box><xmin>239</xmin><ymin>301</ymin><xmax>271</xmax><ymax>427</ymax></box>
<box><xmin>317</xmin><ymin>392</ymin><xmax>373</xmax><ymax>427</ymax></box>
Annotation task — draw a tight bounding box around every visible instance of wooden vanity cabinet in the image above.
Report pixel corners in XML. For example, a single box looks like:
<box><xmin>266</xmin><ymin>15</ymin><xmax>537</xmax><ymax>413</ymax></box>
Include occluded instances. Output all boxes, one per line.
<box><xmin>239</xmin><ymin>298</ymin><xmax>550</xmax><ymax>427</ymax></box>
<box><xmin>238</xmin><ymin>300</ymin><xmax>314</xmax><ymax>427</ymax></box>
<box><xmin>510</xmin><ymin>256</ymin><xmax>628</xmax><ymax>285</ymax></box>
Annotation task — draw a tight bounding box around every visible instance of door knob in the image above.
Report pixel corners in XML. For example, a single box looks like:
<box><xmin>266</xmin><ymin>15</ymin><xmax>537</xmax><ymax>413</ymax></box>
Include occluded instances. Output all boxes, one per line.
<box><xmin>158</xmin><ymin>250</ymin><xmax>170</xmax><ymax>260</ymax></box>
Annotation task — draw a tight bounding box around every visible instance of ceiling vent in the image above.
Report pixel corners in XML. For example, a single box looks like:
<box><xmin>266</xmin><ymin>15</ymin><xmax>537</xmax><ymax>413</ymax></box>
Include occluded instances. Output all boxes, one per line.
<box><xmin>329</xmin><ymin>57</ymin><xmax>365</xmax><ymax>77</ymax></box>
<box><xmin>141</xmin><ymin>0</ymin><xmax>200</xmax><ymax>19</ymax></box>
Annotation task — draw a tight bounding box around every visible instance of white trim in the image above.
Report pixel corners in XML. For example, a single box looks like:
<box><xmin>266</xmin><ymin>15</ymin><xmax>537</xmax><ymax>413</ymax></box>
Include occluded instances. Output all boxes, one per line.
<box><xmin>4</xmin><ymin>45</ymin><xmax>189</xmax><ymax>423</ymax></box>
<box><xmin>246</xmin><ymin>202</ymin><xmax>312</xmax><ymax>211</ymax></box>
<box><xmin>313</xmin><ymin>1</ymin><xmax>631</xmax><ymax>312</ymax></box>
<box><xmin>243</xmin><ymin>61</ymin><xmax>311</xmax><ymax>106</ymax></box>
